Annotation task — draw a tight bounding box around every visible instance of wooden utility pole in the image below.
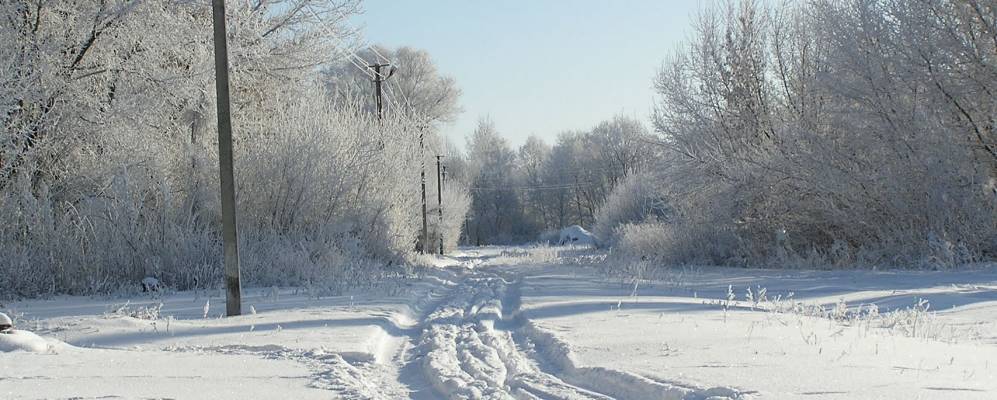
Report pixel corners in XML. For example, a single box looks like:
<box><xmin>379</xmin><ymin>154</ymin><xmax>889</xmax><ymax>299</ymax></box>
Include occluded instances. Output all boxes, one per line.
<box><xmin>436</xmin><ymin>155</ymin><xmax>444</xmax><ymax>255</ymax></box>
<box><xmin>369</xmin><ymin>63</ymin><xmax>391</xmax><ymax>120</ymax></box>
<box><xmin>211</xmin><ymin>0</ymin><xmax>241</xmax><ymax>317</ymax></box>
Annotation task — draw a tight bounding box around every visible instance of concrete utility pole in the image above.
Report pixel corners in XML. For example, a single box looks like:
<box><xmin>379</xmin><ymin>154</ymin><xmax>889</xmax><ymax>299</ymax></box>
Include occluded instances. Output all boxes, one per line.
<box><xmin>211</xmin><ymin>0</ymin><xmax>241</xmax><ymax>317</ymax></box>
<box><xmin>436</xmin><ymin>155</ymin><xmax>444</xmax><ymax>255</ymax></box>
<box><xmin>420</xmin><ymin>130</ymin><xmax>429</xmax><ymax>254</ymax></box>
<box><xmin>368</xmin><ymin>63</ymin><xmax>392</xmax><ymax>120</ymax></box>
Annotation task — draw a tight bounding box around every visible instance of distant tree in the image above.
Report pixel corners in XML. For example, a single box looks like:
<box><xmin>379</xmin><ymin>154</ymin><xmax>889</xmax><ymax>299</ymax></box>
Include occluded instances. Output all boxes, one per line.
<box><xmin>589</xmin><ymin>115</ymin><xmax>655</xmax><ymax>184</ymax></box>
<box><xmin>518</xmin><ymin>136</ymin><xmax>553</xmax><ymax>230</ymax></box>
<box><xmin>464</xmin><ymin>119</ymin><xmax>525</xmax><ymax>244</ymax></box>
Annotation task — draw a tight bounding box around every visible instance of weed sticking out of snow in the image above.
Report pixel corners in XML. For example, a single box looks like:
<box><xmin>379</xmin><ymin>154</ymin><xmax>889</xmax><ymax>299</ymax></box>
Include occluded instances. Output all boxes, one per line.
<box><xmin>716</xmin><ymin>286</ymin><xmax>980</xmax><ymax>343</ymax></box>
<box><xmin>480</xmin><ymin>245</ymin><xmax>606</xmax><ymax>267</ymax></box>
<box><xmin>104</xmin><ymin>301</ymin><xmax>164</xmax><ymax>320</ymax></box>
<box><xmin>488</xmin><ymin>245</ymin><xmax>561</xmax><ymax>265</ymax></box>
<box><xmin>602</xmin><ymin>260</ymin><xmax>703</xmax><ymax>294</ymax></box>
<box><xmin>745</xmin><ymin>286</ymin><xmax>767</xmax><ymax>310</ymax></box>
<box><xmin>723</xmin><ymin>285</ymin><xmax>735</xmax><ymax>323</ymax></box>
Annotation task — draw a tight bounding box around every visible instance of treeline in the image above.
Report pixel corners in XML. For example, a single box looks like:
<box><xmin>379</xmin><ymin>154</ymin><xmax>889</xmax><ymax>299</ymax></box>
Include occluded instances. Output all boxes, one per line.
<box><xmin>603</xmin><ymin>0</ymin><xmax>997</xmax><ymax>268</ymax></box>
<box><xmin>445</xmin><ymin>115</ymin><xmax>658</xmax><ymax>245</ymax></box>
<box><xmin>452</xmin><ymin>0</ymin><xmax>996</xmax><ymax>269</ymax></box>
<box><xmin>0</xmin><ymin>1</ymin><xmax>468</xmax><ymax>298</ymax></box>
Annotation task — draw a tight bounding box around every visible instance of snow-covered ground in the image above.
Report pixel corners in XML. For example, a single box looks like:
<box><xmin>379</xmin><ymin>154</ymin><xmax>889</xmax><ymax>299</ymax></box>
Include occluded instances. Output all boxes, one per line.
<box><xmin>4</xmin><ymin>246</ymin><xmax>996</xmax><ymax>399</ymax></box>
<box><xmin>512</xmin><ymin>260</ymin><xmax>997</xmax><ymax>399</ymax></box>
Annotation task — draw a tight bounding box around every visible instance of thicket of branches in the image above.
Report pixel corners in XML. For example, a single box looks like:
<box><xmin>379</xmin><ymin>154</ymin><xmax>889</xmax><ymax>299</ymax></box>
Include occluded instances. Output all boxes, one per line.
<box><xmin>5</xmin><ymin>0</ymin><xmax>993</xmax><ymax>301</ymax></box>
<box><xmin>605</xmin><ymin>0</ymin><xmax>997</xmax><ymax>268</ymax></box>
<box><xmin>448</xmin><ymin>115</ymin><xmax>655</xmax><ymax>245</ymax></box>
<box><xmin>0</xmin><ymin>0</ymin><xmax>467</xmax><ymax>299</ymax></box>
<box><xmin>323</xmin><ymin>45</ymin><xmax>470</xmax><ymax>253</ymax></box>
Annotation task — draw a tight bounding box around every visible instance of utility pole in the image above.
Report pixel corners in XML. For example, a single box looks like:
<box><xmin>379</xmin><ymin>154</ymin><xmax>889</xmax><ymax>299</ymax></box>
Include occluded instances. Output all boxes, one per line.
<box><xmin>368</xmin><ymin>62</ymin><xmax>392</xmax><ymax>120</ymax></box>
<box><xmin>436</xmin><ymin>155</ymin><xmax>444</xmax><ymax>255</ymax></box>
<box><xmin>419</xmin><ymin>130</ymin><xmax>429</xmax><ymax>254</ymax></box>
<box><xmin>211</xmin><ymin>0</ymin><xmax>241</xmax><ymax>317</ymax></box>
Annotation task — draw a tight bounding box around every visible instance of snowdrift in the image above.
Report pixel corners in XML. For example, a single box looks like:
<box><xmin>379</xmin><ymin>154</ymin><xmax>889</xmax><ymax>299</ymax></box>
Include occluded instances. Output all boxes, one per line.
<box><xmin>0</xmin><ymin>330</ymin><xmax>69</xmax><ymax>353</ymax></box>
<box><xmin>558</xmin><ymin>225</ymin><xmax>596</xmax><ymax>246</ymax></box>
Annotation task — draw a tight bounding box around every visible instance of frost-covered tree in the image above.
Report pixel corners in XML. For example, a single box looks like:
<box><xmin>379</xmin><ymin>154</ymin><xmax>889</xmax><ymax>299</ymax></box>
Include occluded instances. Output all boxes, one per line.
<box><xmin>464</xmin><ymin>119</ymin><xmax>527</xmax><ymax>244</ymax></box>
<box><xmin>456</xmin><ymin>114</ymin><xmax>655</xmax><ymax>245</ymax></box>
<box><xmin>627</xmin><ymin>0</ymin><xmax>997</xmax><ymax>268</ymax></box>
<box><xmin>518</xmin><ymin>136</ymin><xmax>554</xmax><ymax>231</ymax></box>
<box><xmin>0</xmin><ymin>0</ymin><xmax>469</xmax><ymax>299</ymax></box>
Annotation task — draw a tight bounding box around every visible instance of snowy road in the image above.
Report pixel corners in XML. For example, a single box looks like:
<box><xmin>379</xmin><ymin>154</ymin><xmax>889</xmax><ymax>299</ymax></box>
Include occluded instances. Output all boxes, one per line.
<box><xmin>5</xmin><ymin>246</ymin><xmax>996</xmax><ymax>399</ymax></box>
<box><xmin>404</xmin><ymin>267</ymin><xmax>742</xmax><ymax>399</ymax></box>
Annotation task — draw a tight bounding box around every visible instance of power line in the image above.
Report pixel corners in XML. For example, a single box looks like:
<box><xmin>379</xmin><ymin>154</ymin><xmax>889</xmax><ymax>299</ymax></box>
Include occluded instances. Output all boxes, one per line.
<box><xmin>305</xmin><ymin>4</ymin><xmax>431</xmax><ymax>130</ymax></box>
<box><xmin>369</xmin><ymin>46</ymin><xmax>391</xmax><ymax>64</ymax></box>
<box><xmin>468</xmin><ymin>167</ymin><xmax>625</xmax><ymax>185</ymax></box>
<box><xmin>469</xmin><ymin>181</ymin><xmax>606</xmax><ymax>192</ymax></box>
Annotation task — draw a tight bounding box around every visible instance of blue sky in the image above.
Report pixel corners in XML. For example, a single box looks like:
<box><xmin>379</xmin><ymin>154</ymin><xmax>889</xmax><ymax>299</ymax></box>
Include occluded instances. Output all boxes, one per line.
<box><xmin>351</xmin><ymin>1</ymin><xmax>701</xmax><ymax>149</ymax></box>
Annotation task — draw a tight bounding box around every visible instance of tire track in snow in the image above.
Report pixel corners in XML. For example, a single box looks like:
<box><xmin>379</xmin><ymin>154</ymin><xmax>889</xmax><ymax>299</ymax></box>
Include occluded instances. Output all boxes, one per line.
<box><xmin>173</xmin><ymin>344</ymin><xmax>401</xmax><ymax>399</ymax></box>
<box><xmin>160</xmin><ymin>272</ymin><xmax>466</xmax><ymax>399</ymax></box>
<box><xmin>411</xmin><ymin>268</ymin><xmax>749</xmax><ymax>400</ymax></box>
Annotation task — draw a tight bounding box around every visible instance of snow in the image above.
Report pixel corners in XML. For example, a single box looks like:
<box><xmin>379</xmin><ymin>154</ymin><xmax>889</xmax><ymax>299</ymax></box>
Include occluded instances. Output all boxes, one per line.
<box><xmin>514</xmin><ymin>263</ymin><xmax>997</xmax><ymax>399</ymax></box>
<box><xmin>559</xmin><ymin>225</ymin><xmax>596</xmax><ymax>246</ymax></box>
<box><xmin>0</xmin><ymin>330</ymin><xmax>68</xmax><ymax>353</ymax></box>
<box><xmin>3</xmin><ymin>247</ymin><xmax>996</xmax><ymax>399</ymax></box>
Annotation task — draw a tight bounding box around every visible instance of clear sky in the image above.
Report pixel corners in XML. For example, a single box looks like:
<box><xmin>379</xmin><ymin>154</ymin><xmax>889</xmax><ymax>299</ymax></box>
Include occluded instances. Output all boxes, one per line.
<box><xmin>351</xmin><ymin>0</ymin><xmax>701</xmax><ymax>149</ymax></box>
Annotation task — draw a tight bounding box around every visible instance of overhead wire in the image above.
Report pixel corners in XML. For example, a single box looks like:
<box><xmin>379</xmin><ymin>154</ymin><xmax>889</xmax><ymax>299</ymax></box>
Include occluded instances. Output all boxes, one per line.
<box><xmin>304</xmin><ymin>4</ymin><xmax>374</xmax><ymax>79</ymax></box>
<box><xmin>369</xmin><ymin>46</ymin><xmax>392</xmax><ymax>64</ymax></box>
<box><xmin>469</xmin><ymin>180</ymin><xmax>608</xmax><ymax>191</ymax></box>
<box><xmin>306</xmin><ymin>4</ymin><xmax>432</xmax><ymax>131</ymax></box>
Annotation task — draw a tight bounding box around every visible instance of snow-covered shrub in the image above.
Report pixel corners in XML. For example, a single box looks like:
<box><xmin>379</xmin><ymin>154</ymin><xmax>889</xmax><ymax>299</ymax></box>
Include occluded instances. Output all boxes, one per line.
<box><xmin>0</xmin><ymin>1</ymin><xmax>451</xmax><ymax>299</ymax></box>
<box><xmin>431</xmin><ymin>183</ymin><xmax>472</xmax><ymax>253</ymax></box>
<box><xmin>0</xmin><ymin>169</ymin><xmax>221</xmax><ymax>298</ymax></box>
<box><xmin>593</xmin><ymin>172</ymin><xmax>668</xmax><ymax>246</ymax></box>
<box><xmin>611</xmin><ymin>222</ymin><xmax>671</xmax><ymax>264</ymax></box>
<box><xmin>239</xmin><ymin>229</ymin><xmax>392</xmax><ymax>296</ymax></box>
<box><xmin>236</xmin><ymin>91</ymin><xmax>421</xmax><ymax>262</ymax></box>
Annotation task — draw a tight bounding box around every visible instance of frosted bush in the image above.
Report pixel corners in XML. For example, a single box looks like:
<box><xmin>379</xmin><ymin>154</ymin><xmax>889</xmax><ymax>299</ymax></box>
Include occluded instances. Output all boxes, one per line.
<box><xmin>593</xmin><ymin>172</ymin><xmax>668</xmax><ymax>246</ymax></box>
<box><xmin>615</xmin><ymin>0</ymin><xmax>997</xmax><ymax>270</ymax></box>
<box><xmin>0</xmin><ymin>89</ymin><xmax>442</xmax><ymax>300</ymax></box>
<box><xmin>425</xmin><ymin>184</ymin><xmax>472</xmax><ymax>253</ymax></box>
<box><xmin>611</xmin><ymin>222</ymin><xmax>671</xmax><ymax>264</ymax></box>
